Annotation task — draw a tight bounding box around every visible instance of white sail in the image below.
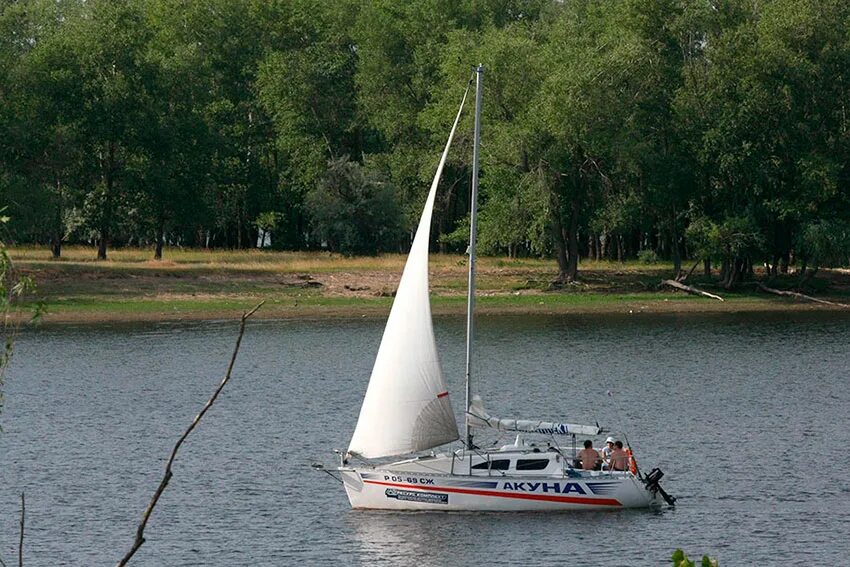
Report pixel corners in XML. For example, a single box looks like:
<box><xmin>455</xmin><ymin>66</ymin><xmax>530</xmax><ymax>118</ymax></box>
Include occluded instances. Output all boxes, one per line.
<box><xmin>466</xmin><ymin>396</ymin><xmax>601</xmax><ymax>437</ymax></box>
<box><xmin>347</xmin><ymin>86</ymin><xmax>471</xmax><ymax>459</ymax></box>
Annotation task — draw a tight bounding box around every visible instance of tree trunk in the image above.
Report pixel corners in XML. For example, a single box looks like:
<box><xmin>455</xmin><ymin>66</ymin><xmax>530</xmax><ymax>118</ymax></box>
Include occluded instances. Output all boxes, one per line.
<box><xmin>97</xmin><ymin>142</ymin><xmax>115</xmax><ymax>261</ymax></box>
<box><xmin>678</xmin><ymin>259</ymin><xmax>700</xmax><ymax>283</ymax></box>
<box><xmin>703</xmin><ymin>259</ymin><xmax>711</xmax><ymax>277</ymax></box>
<box><xmin>721</xmin><ymin>257</ymin><xmax>734</xmax><ymax>289</ymax></box>
<box><xmin>438</xmin><ymin>178</ymin><xmax>459</xmax><ymax>255</ymax></box>
<box><xmin>154</xmin><ymin>222</ymin><xmax>165</xmax><ymax>260</ymax></box>
<box><xmin>51</xmin><ymin>197</ymin><xmax>62</xmax><ymax>258</ymax></box>
<box><xmin>565</xmin><ymin>197</ymin><xmax>580</xmax><ymax>281</ymax></box>
<box><xmin>237</xmin><ymin>212</ymin><xmax>243</xmax><ymax>249</ymax></box>
<box><xmin>780</xmin><ymin>252</ymin><xmax>790</xmax><ymax>274</ymax></box>
<box><xmin>545</xmin><ymin>174</ymin><xmax>569</xmax><ymax>283</ymax></box>
<box><xmin>799</xmin><ymin>264</ymin><xmax>818</xmax><ymax>287</ymax></box>
<box><xmin>554</xmin><ymin>224</ymin><xmax>569</xmax><ymax>282</ymax></box>
<box><xmin>662</xmin><ymin>279</ymin><xmax>724</xmax><ymax>301</ymax></box>
<box><xmin>52</xmin><ymin>178</ymin><xmax>63</xmax><ymax>258</ymax></box>
<box><xmin>758</xmin><ymin>281</ymin><xmax>846</xmax><ymax>307</ymax></box>
<box><xmin>722</xmin><ymin>257</ymin><xmax>746</xmax><ymax>290</ymax></box>
<box><xmin>671</xmin><ymin>235</ymin><xmax>682</xmax><ymax>277</ymax></box>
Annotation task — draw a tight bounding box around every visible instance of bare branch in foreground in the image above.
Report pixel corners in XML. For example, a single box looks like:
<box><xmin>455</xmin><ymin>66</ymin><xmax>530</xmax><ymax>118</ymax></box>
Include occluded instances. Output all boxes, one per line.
<box><xmin>757</xmin><ymin>283</ymin><xmax>850</xmax><ymax>308</ymax></box>
<box><xmin>18</xmin><ymin>492</ymin><xmax>24</xmax><ymax>567</ymax></box>
<box><xmin>116</xmin><ymin>301</ymin><xmax>264</xmax><ymax>567</ymax></box>
<box><xmin>661</xmin><ymin>279</ymin><xmax>724</xmax><ymax>301</ymax></box>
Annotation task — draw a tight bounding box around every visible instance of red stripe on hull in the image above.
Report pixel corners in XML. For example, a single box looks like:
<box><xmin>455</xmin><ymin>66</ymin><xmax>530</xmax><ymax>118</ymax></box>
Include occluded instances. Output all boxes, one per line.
<box><xmin>363</xmin><ymin>480</ymin><xmax>622</xmax><ymax>507</ymax></box>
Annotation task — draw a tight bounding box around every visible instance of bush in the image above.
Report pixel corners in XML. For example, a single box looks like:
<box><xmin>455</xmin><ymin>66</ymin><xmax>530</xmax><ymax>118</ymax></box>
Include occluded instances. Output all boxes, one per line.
<box><xmin>637</xmin><ymin>249</ymin><xmax>659</xmax><ymax>264</ymax></box>
<box><xmin>305</xmin><ymin>156</ymin><xmax>403</xmax><ymax>255</ymax></box>
<box><xmin>672</xmin><ymin>549</ymin><xmax>718</xmax><ymax>567</ymax></box>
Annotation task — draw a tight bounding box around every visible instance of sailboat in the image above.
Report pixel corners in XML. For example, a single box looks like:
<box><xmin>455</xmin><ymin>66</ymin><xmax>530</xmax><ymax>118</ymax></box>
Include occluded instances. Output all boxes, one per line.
<box><xmin>319</xmin><ymin>66</ymin><xmax>675</xmax><ymax>511</ymax></box>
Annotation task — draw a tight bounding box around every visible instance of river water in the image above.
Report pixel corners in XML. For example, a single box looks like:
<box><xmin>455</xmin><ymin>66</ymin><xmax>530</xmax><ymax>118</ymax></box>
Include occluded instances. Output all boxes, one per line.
<box><xmin>1</xmin><ymin>312</ymin><xmax>849</xmax><ymax>566</ymax></box>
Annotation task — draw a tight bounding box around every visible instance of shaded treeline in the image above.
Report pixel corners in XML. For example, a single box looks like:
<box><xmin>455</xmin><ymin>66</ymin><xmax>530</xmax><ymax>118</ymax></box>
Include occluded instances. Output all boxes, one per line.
<box><xmin>1</xmin><ymin>0</ymin><xmax>849</xmax><ymax>286</ymax></box>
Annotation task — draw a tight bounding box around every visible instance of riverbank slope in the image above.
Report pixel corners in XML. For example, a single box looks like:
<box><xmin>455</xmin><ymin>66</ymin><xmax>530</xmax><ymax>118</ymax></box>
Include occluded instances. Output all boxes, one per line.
<box><xmin>11</xmin><ymin>246</ymin><xmax>850</xmax><ymax>323</ymax></box>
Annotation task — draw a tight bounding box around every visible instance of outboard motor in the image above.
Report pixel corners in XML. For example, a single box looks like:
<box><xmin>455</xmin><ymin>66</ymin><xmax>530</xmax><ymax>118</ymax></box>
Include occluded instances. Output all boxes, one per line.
<box><xmin>643</xmin><ymin>467</ymin><xmax>677</xmax><ymax>506</ymax></box>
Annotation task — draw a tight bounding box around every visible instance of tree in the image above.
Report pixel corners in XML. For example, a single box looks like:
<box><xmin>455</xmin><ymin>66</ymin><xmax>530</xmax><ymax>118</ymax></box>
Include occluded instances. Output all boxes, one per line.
<box><xmin>530</xmin><ymin>0</ymin><xmax>665</xmax><ymax>281</ymax></box>
<box><xmin>136</xmin><ymin>3</ymin><xmax>218</xmax><ymax>259</ymax></box>
<box><xmin>795</xmin><ymin>220</ymin><xmax>850</xmax><ymax>286</ymax></box>
<box><xmin>2</xmin><ymin>0</ymin><xmax>850</xmax><ymax>281</ymax></box>
<box><xmin>676</xmin><ymin>0</ymin><xmax>850</xmax><ymax>286</ymax></box>
<box><xmin>254</xmin><ymin>211</ymin><xmax>281</xmax><ymax>248</ymax></box>
<box><xmin>256</xmin><ymin>3</ymin><xmax>363</xmax><ymax>249</ymax></box>
<box><xmin>305</xmin><ymin>156</ymin><xmax>403</xmax><ymax>255</ymax></box>
<box><xmin>0</xmin><ymin>0</ymin><xmax>83</xmax><ymax>257</ymax></box>
<box><xmin>53</xmin><ymin>0</ymin><xmax>160</xmax><ymax>259</ymax></box>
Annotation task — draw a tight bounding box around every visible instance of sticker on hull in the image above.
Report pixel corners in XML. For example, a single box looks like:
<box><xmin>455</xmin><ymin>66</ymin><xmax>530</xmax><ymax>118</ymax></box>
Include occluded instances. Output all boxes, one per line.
<box><xmin>364</xmin><ymin>479</ymin><xmax>622</xmax><ymax>507</ymax></box>
<box><xmin>385</xmin><ymin>488</ymin><xmax>448</xmax><ymax>505</ymax></box>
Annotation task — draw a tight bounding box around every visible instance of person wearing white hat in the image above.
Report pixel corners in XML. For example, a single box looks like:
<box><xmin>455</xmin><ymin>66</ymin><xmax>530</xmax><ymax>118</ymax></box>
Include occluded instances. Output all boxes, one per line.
<box><xmin>601</xmin><ymin>436</ymin><xmax>616</xmax><ymax>469</ymax></box>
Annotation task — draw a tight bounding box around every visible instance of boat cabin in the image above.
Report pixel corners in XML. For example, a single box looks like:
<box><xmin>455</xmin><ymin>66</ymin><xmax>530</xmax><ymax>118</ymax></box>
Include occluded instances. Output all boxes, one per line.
<box><xmin>380</xmin><ymin>435</ymin><xmax>619</xmax><ymax>478</ymax></box>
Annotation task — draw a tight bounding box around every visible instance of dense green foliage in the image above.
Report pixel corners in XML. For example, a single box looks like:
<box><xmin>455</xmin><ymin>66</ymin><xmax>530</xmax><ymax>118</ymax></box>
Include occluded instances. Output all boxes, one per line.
<box><xmin>1</xmin><ymin>0</ymin><xmax>848</xmax><ymax>284</ymax></box>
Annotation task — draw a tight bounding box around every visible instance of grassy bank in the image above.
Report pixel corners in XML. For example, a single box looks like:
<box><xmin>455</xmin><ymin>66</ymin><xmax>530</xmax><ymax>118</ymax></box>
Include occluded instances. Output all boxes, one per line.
<box><xmin>10</xmin><ymin>245</ymin><xmax>850</xmax><ymax>323</ymax></box>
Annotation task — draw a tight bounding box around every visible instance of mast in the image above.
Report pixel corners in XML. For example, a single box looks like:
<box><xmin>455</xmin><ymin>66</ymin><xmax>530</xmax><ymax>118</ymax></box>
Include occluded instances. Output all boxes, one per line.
<box><xmin>464</xmin><ymin>64</ymin><xmax>483</xmax><ymax>449</ymax></box>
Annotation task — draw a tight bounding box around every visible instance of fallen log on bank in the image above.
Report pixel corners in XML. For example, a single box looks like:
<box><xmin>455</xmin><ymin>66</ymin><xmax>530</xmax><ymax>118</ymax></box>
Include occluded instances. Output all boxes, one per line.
<box><xmin>661</xmin><ymin>279</ymin><xmax>725</xmax><ymax>301</ymax></box>
<box><xmin>756</xmin><ymin>283</ymin><xmax>850</xmax><ymax>308</ymax></box>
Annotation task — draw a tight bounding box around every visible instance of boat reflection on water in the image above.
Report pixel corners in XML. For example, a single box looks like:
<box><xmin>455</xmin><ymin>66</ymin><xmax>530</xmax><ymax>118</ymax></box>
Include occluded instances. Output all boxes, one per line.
<box><xmin>344</xmin><ymin>507</ymin><xmax>668</xmax><ymax>566</ymax></box>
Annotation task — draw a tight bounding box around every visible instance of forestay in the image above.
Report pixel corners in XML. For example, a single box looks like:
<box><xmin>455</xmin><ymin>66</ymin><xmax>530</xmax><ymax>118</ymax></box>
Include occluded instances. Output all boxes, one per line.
<box><xmin>347</xmin><ymin>84</ymin><xmax>471</xmax><ymax>459</ymax></box>
<box><xmin>466</xmin><ymin>396</ymin><xmax>601</xmax><ymax>437</ymax></box>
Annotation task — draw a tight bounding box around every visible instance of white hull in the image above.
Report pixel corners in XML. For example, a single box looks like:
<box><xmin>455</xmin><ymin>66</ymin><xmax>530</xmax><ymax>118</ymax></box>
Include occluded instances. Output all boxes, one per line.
<box><xmin>341</xmin><ymin>468</ymin><xmax>659</xmax><ymax>511</ymax></box>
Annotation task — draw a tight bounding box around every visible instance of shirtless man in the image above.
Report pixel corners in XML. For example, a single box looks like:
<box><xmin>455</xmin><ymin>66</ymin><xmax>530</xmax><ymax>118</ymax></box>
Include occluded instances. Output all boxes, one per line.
<box><xmin>577</xmin><ymin>439</ymin><xmax>602</xmax><ymax>471</ymax></box>
<box><xmin>609</xmin><ymin>440</ymin><xmax>629</xmax><ymax>471</ymax></box>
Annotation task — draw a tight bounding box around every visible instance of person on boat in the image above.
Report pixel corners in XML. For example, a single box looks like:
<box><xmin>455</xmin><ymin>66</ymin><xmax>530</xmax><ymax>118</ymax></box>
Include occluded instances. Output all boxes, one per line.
<box><xmin>601</xmin><ymin>436</ymin><xmax>616</xmax><ymax>466</ymax></box>
<box><xmin>609</xmin><ymin>440</ymin><xmax>629</xmax><ymax>471</ymax></box>
<box><xmin>578</xmin><ymin>439</ymin><xmax>602</xmax><ymax>470</ymax></box>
